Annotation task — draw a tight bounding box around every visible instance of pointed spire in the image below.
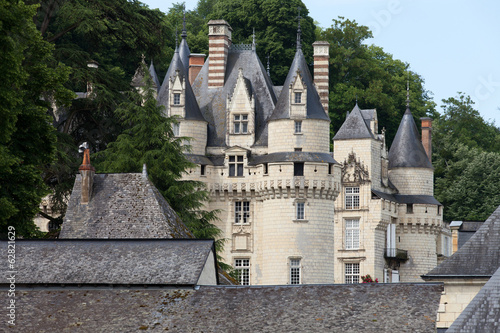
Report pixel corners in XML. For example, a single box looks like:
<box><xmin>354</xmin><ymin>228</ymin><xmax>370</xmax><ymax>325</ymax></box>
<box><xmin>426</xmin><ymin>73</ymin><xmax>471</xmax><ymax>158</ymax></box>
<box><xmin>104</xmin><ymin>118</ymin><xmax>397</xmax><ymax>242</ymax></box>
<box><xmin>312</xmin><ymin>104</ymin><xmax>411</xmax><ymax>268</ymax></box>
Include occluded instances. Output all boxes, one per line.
<box><xmin>181</xmin><ymin>7</ymin><xmax>187</xmax><ymax>39</ymax></box>
<box><xmin>406</xmin><ymin>77</ymin><xmax>410</xmax><ymax>110</ymax></box>
<box><xmin>296</xmin><ymin>7</ymin><xmax>302</xmax><ymax>50</ymax></box>
<box><xmin>266</xmin><ymin>54</ymin><xmax>271</xmax><ymax>77</ymax></box>
<box><xmin>175</xmin><ymin>27</ymin><xmax>178</xmax><ymax>48</ymax></box>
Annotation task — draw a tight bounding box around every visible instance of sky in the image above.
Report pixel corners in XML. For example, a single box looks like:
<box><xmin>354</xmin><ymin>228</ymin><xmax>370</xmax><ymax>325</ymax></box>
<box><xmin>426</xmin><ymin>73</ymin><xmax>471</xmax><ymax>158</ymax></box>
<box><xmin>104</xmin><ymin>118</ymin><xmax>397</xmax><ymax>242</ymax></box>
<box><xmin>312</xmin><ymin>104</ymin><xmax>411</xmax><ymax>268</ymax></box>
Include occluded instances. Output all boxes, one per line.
<box><xmin>142</xmin><ymin>0</ymin><xmax>500</xmax><ymax>125</ymax></box>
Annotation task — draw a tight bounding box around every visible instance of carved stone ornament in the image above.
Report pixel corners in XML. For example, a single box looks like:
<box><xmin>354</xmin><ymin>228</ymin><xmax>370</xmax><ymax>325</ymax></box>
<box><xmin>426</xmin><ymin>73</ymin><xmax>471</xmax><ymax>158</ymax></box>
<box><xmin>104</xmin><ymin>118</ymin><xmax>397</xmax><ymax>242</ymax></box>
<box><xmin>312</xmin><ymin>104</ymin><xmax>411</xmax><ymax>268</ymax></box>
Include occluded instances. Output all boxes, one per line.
<box><xmin>341</xmin><ymin>152</ymin><xmax>370</xmax><ymax>184</ymax></box>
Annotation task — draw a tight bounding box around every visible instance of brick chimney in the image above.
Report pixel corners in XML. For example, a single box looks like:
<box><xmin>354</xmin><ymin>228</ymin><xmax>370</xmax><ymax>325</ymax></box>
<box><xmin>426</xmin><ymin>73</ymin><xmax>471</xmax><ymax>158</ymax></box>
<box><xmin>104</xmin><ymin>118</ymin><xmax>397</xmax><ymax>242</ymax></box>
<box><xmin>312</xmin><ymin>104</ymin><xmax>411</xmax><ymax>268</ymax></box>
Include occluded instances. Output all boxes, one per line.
<box><xmin>189</xmin><ymin>53</ymin><xmax>206</xmax><ymax>85</ymax></box>
<box><xmin>420</xmin><ymin>117</ymin><xmax>432</xmax><ymax>162</ymax></box>
<box><xmin>79</xmin><ymin>148</ymin><xmax>95</xmax><ymax>204</ymax></box>
<box><xmin>313</xmin><ymin>41</ymin><xmax>330</xmax><ymax>113</ymax></box>
<box><xmin>208</xmin><ymin>20</ymin><xmax>232</xmax><ymax>88</ymax></box>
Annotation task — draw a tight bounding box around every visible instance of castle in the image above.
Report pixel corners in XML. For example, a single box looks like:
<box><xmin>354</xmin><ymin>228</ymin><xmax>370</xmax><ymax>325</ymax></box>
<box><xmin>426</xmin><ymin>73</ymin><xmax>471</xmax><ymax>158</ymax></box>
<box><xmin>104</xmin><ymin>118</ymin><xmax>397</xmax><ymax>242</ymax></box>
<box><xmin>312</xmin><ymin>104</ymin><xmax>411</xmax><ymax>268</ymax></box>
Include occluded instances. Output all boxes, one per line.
<box><xmin>137</xmin><ymin>18</ymin><xmax>451</xmax><ymax>285</ymax></box>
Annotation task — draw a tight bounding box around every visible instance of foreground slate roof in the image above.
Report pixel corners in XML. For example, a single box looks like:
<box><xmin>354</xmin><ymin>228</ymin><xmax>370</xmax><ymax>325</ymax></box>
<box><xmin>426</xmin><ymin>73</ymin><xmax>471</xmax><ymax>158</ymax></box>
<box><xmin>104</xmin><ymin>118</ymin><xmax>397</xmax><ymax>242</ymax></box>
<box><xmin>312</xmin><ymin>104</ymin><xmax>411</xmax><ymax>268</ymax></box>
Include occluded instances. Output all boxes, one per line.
<box><xmin>4</xmin><ymin>283</ymin><xmax>443</xmax><ymax>332</ymax></box>
<box><xmin>424</xmin><ymin>205</ymin><xmax>500</xmax><ymax>278</ymax></box>
<box><xmin>1</xmin><ymin>239</ymin><xmax>215</xmax><ymax>286</ymax></box>
<box><xmin>60</xmin><ymin>172</ymin><xmax>192</xmax><ymax>239</ymax></box>
<box><xmin>447</xmin><ymin>266</ymin><xmax>500</xmax><ymax>332</ymax></box>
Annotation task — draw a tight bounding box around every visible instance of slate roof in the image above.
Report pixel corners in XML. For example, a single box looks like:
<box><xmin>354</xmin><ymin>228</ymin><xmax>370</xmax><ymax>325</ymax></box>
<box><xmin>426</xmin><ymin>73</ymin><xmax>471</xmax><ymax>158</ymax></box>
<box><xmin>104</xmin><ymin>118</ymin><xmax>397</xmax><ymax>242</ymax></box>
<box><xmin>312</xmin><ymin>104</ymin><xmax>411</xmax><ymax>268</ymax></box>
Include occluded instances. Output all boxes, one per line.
<box><xmin>178</xmin><ymin>29</ymin><xmax>190</xmax><ymax>76</ymax></box>
<box><xmin>423</xmin><ymin>205</ymin><xmax>500</xmax><ymax>278</ymax></box>
<box><xmin>447</xmin><ymin>266</ymin><xmax>500</xmax><ymax>332</ymax></box>
<box><xmin>371</xmin><ymin>190</ymin><xmax>442</xmax><ymax>205</ymax></box>
<box><xmin>60</xmin><ymin>172</ymin><xmax>192</xmax><ymax>239</ymax></box>
<box><xmin>149</xmin><ymin>60</ymin><xmax>161</xmax><ymax>91</ymax></box>
<box><xmin>192</xmin><ymin>49</ymin><xmax>277</xmax><ymax>147</ymax></box>
<box><xmin>248</xmin><ymin>152</ymin><xmax>337</xmax><ymax>165</ymax></box>
<box><xmin>0</xmin><ymin>239</ymin><xmax>215</xmax><ymax>286</ymax></box>
<box><xmin>388</xmin><ymin>109</ymin><xmax>433</xmax><ymax>169</ymax></box>
<box><xmin>3</xmin><ymin>283</ymin><xmax>443</xmax><ymax>332</ymax></box>
<box><xmin>130</xmin><ymin>58</ymin><xmax>159</xmax><ymax>90</ymax></box>
<box><xmin>333</xmin><ymin>104</ymin><xmax>375</xmax><ymax>140</ymax></box>
<box><xmin>269</xmin><ymin>48</ymin><xmax>329</xmax><ymax>122</ymax></box>
<box><xmin>157</xmin><ymin>48</ymin><xmax>205</xmax><ymax>121</ymax></box>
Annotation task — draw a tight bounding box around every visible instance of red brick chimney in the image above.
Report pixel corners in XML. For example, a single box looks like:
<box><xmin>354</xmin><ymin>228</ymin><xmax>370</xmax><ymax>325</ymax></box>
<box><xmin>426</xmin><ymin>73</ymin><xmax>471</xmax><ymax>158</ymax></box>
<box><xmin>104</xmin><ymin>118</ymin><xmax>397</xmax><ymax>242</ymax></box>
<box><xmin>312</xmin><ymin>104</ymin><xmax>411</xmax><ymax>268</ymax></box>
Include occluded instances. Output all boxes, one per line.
<box><xmin>420</xmin><ymin>117</ymin><xmax>432</xmax><ymax>162</ymax></box>
<box><xmin>79</xmin><ymin>148</ymin><xmax>95</xmax><ymax>204</ymax></box>
<box><xmin>313</xmin><ymin>41</ymin><xmax>330</xmax><ymax>113</ymax></box>
<box><xmin>208</xmin><ymin>20</ymin><xmax>232</xmax><ymax>88</ymax></box>
<box><xmin>189</xmin><ymin>53</ymin><xmax>206</xmax><ymax>85</ymax></box>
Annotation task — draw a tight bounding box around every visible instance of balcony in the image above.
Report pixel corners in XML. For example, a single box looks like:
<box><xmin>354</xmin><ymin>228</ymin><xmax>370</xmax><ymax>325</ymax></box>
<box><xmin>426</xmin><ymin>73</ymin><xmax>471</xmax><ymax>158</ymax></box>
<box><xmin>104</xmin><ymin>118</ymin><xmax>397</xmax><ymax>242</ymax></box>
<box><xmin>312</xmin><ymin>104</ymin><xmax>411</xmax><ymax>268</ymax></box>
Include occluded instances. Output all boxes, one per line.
<box><xmin>384</xmin><ymin>248</ymin><xmax>408</xmax><ymax>261</ymax></box>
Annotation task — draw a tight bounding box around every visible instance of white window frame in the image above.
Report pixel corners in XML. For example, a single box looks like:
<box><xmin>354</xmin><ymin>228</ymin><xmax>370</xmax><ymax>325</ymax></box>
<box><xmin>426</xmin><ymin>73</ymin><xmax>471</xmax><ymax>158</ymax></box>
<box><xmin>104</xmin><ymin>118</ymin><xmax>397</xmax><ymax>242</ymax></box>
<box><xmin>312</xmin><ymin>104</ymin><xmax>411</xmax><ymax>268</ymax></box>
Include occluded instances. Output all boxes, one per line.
<box><xmin>345</xmin><ymin>219</ymin><xmax>360</xmax><ymax>250</ymax></box>
<box><xmin>173</xmin><ymin>93</ymin><xmax>181</xmax><ymax>105</ymax></box>
<box><xmin>345</xmin><ymin>187</ymin><xmax>360</xmax><ymax>210</ymax></box>
<box><xmin>296</xmin><ymin>202</ymin><xmax>305</xmax><ymax>220</ymax></box>
<box><xmin>229</xmin><ymin>155</ymin><xmax>244</xmax><ymax>177</ymax></box>
<box><xmin>290</xmin><ymin>258</ymin><xmax>301</xmax><ymax>285</ymax></box>
<box><xmin>233</xmin><ymin>114</ymin><xmax>248</xmax><ymax>134</ymax></box>
<box><xmin>234</xmin><ymin>201</ymin><xmax>250</xmax><ymax>224</ymax></box>
<box><xmin>234</xmin><ymin>258</ymin><xmax>250</xmax><ymax>285</ymax></box>
<box><xmin>294</xmin><ymin>92</ymin><xmax>302</xmax><ymax>104</ymax></box>
<box><xmin>345</xmin><ymin>263</ymin><xmax>360</xmax><ymax>284</ymax></box>
<box><xmin>294</xmin><ymin>120</ymin><xmax>302</xmax><ymax>133</ymax></box>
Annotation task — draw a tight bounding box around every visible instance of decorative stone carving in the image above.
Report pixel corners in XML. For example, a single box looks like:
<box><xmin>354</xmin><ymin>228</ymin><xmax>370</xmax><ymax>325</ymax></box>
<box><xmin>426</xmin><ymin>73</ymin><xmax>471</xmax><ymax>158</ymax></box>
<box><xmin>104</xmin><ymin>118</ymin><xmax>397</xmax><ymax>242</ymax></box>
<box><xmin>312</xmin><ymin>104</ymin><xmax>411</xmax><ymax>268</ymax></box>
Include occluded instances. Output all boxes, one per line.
<box><xmin>341</xmin><ymin>152</ymin><xmax>370</xmax><ymax>184</ymax></box>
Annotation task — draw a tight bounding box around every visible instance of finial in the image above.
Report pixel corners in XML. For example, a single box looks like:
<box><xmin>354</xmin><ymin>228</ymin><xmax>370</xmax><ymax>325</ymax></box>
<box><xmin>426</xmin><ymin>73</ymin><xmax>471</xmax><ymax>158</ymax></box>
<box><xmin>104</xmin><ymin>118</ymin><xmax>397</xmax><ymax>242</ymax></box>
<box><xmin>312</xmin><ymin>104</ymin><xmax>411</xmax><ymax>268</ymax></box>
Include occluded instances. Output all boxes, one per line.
<box><xmin>406</xmin><ymin>77</ymin><xmax>410</xmax><ymax>109</ymax></box>
<box><xmin>296</xmin><ymin>7</ymin><xmax>302</xmax><ymax>50</ymax></box>
<box><xmin>266</xmin><ymin>54</ymin><xmax>271</xmax><ymax>77</ymax></box>
<box><xmin>252</xmin><ymin>28</ymin><xmax>256</xmax><ymax>51</ymax></box>
<box><xmin>181</xmin><ymin>7</ymin><xmax>187</xmax><ymax>39</ymax></box>
<box><xmin>141</xmin><ymin>53</ymin><xmax>146</xmax><ymax>63</ymax></box>
<box><xmin>175</xmin><ymin>27</ymin><xmax>178</xmax><ymax>48</ymax></box>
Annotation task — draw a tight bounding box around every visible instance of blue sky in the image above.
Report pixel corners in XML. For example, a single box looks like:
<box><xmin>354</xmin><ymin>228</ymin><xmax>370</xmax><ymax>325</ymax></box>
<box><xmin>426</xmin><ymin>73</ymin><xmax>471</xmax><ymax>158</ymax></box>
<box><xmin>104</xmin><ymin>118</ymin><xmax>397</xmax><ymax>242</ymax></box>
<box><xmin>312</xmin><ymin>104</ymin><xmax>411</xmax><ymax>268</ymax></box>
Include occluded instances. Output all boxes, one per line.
<box><xmin>143</xmin><ymin>0</ymin><xmax>500</xmax><ymax>125</ymax></box>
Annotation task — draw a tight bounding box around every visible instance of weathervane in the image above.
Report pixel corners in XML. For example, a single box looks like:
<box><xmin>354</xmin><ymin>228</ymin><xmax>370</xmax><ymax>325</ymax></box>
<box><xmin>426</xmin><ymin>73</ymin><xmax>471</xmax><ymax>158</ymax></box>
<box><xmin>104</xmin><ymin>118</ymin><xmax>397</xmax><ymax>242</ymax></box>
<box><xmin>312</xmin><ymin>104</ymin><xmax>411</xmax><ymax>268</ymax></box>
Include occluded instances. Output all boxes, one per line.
<box><xmin>296</xmin><ymin>7</ymin><xmax>302</xmax><ymax>50</ymax></box>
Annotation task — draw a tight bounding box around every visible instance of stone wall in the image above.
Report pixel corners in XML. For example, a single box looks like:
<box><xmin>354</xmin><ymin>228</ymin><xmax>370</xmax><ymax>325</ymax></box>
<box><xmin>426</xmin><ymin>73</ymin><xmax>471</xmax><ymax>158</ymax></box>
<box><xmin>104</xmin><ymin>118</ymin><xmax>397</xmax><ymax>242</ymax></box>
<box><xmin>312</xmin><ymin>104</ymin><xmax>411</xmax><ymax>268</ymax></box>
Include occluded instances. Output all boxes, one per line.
<box><xmin>389</xmin><ymin>167</ymin><xmax>434</xmax><ymax>195</ymax></box>
<box><xmin>268</xmin><ymin>119</ymin><xmax>330</xmax><ymax>153</ymax></box>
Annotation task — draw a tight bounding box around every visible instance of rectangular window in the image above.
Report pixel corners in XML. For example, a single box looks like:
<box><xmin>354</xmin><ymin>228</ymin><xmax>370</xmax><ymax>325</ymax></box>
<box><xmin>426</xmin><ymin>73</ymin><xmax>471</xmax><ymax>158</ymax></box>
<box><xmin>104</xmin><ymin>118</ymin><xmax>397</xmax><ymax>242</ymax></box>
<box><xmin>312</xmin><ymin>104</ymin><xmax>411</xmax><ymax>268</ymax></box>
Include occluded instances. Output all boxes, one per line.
<box><xmin>294</xmin><ymin>162</ymin><xmax>304</xmax><ymax>176</ymax></box>
<box><xmin>234</xmin><ymin>259</ymin><xmax>250</xmax><ymax>285</ymax></box>
<box><xmin>263</xmin><ymin>163</ymin><xmax>268</xmax><ymax>175</ymax></box>
<box><xmin>229</xmin><ymin>155</ymin><xmax>244</xmax><ymax>177</ymax></box>
<box><xmin>294</xmin><ymin>148</ymin><xmax>302</xmax><ymax>152</ymax></box>
<box><xmin>345</xmin><ymin>187</ymin><xmax>360</xmax><ymax>209</ymax></box>
<box><xmin>235</xmin><ymin>201</ymin><xmax>250</xmax><ymax>224</ymax></box>
<box><xmin>200</xmin><ymin>165</ymin><xmax>206</xmax><ymax>176</ymax></box>
<box><xmin>345</xmin><ymin>263</ymin><xmax>360</xmax><ymax>284</ymax></box>
<box><xmin>234</xmin><ymin>114</ymin><xmax>248</xmax><ymax>134</ymax></box>
<box><xmin>295</xmin><ymin>120</ymin><xmax>302</xmax><ymax>133</ymax></box>
<box><xmin>407</xmin><ymin>203</ymin><xmax>413</xmax><ymax>214</ymax></box>
<box><xmin>173</xmin><ymin>93</ymin><xmax>181</xmax><ymax>105</ymax></box>
<box><xmin>172</xmin><ymin>123</ymin><xmax>180</xmax><ymax>137</ymax></box>
<box><xmin>345</xmin><ymin>219</ymin><xmax>360</xmax><ymax>250</ymax></box>
<box><xmin>290</xmin><ymin>259</ymin><xmax>301</xmax><ymax>285</ymax></box>
<box><xmin>294</xmin><ymin>92</ymin><xmax>302</xmax><ymax>104</ymax></box>
<box><xmin>296</xmin><ymin>202</ymin><xmax>305</xmax><ymax>220</ymax></box>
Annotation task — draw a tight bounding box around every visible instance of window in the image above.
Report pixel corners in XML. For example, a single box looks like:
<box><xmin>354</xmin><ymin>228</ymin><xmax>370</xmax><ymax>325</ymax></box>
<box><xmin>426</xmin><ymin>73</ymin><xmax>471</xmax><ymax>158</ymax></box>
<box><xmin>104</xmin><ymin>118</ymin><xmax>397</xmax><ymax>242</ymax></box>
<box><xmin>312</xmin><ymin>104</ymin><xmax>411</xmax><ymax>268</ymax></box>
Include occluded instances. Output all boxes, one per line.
<box><xmin>345</xmin><ymin>219</ymin><xmax>360</xmax><ymax>250</ymax></box>
<box><xmin>235</xmin><ymin>201</ymin><xmax>250</xmax><ymax>224</ymax></box>
<box><xmin>234</xmin><ymin>114</ymin><xmax>248</xmax><ymax>134</ymax></box>
<box><xmin>229</xmin><ymin>155</ymin><xmax>244</xmax><ymax>177</ymax></box>
<box><xmin>173</xmin><ymin>93</ymin><xmax>181</xmax><ymax>105</ymax></box>
<box><xmin>345</xmin><ymin>187</ymin><xmax>360</xmax><ymax>209</ymax></box>
<box><xmin>296</xmin><ymin>202</ymin><xmax>305</xmax><ymax>220</ymax></box>
<box><xmin>173</xmin><ymin>123</ymin><xmax>180</xmax><ymax>137</ymax></box>
<box><xmin>294</xmin><ymin>148</ymin><xmax>302</xmax><ymax>152</ymax></box>
<box><xmin>407</xmin><ymin>203</ymin><xmax>413</xmax><ymax>214</ymax></box>
<box><xmin>345</xmin><ymin>263</ymin><xmax>360</xmax><ymax>284</ymax></box>
<box><xmin>294</xmin><ymin>162</ymin><xmax>304</xmax><ymax>176</ymax></box>
<box><xmin>234</xmin><ymin>259</ymin><xmax>250</xmax><ymax>285</ymax></box>
<box><xmin>294</xmin><ymin>92</ymin><xmax>302</xmax><ymax>104</ymax></box>
<box><xmin>295</xmin><ymin>120</ymin><xmax>302</xmax><ymax>133</ymax></box>
<box><xmin>328</xmin><ymin>164</ymin><xmax>333</xmax><ymax>175</ymax></box>
<box><xmin>200</xmin><ymin>165</ymin><xmax>206</xmax><ymax>176</ymax></box>
<box><xmin>290</xmin><ymin>259</ymin><xmax>301</xmax><ymax>285</ymax></box>
<box><xmin>263</xmin><ymin>163</ymin><xmax>268</xmax><ymax>175</ymax></box>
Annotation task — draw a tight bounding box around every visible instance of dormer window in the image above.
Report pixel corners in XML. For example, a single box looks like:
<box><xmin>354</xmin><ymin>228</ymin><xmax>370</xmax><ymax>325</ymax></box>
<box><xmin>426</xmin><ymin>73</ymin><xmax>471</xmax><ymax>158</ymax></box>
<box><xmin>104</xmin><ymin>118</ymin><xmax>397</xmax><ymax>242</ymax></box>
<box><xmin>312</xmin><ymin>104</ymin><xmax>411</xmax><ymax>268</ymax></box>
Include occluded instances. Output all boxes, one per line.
<box><xmin>234</xmin><ymin>114</ymin><xmax>248</xmax><ymax>134</ymax></box>
<box><xmin>173</xmin><ymin>93</ymin><xmax>181</xmax><ymax>105</ymax></box>
<box><xmin>294</xmin><ymin>92</ymin><xmax>302</xmax><ymax>104</ymax></box>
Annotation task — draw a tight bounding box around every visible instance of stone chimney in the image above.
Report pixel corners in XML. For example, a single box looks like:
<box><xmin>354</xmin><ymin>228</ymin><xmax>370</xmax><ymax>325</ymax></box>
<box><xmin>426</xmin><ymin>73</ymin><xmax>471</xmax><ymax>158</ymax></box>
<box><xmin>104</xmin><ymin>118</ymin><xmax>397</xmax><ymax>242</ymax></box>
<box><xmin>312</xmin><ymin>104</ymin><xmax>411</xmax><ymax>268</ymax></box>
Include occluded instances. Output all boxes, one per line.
<box><xmin>420</xmin><ymin>117</ymin><xmax>432</xmax><ymax>162</ymax></box>
<box><xmin>189</xmin><ymin>53</ymin><xmax>206</xmax><ymax>85</ymax></box>
<box><xmin>208</xmin><ymin>20</ymin><xmax>232</xmax><ymax>88</ymax></box>
<box><xmin>79</xmin><ymin>148</ymin><xmax>95</xmax><ymax>204</ymax></box>
<box><xmin>313</xmin><ymin>41</ymin><xmax>330</xmax><ymax>113</ymax></box>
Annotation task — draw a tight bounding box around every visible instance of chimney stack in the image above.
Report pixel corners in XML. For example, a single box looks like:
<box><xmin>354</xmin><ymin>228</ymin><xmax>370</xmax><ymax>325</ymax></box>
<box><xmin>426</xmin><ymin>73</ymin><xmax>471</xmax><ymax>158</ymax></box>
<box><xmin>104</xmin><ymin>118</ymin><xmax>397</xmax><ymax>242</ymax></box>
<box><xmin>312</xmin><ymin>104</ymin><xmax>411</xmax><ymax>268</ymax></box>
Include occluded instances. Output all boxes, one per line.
<box><xmin>189</xmin><ymin>53</ymin><xmax>206</xmax><ymax>85</ymax></box>
<box><xmin>420</xmin><ymin>117</ymin><xmax>432</xmax><ymax>162</ymax></box>
<box><xmin>313</xmin><ymin>41</ymin><xmax>330</xmax><ymax>113</ymax></box>
<box><xmin>79</xmin><ymin>148</ymin><xmax>95</xmax><ymax>204</ymax></box>
<box><xmin>208</xmin><ymin>20</ymin><xmax>232</xmax><ymax>88</ymax></box>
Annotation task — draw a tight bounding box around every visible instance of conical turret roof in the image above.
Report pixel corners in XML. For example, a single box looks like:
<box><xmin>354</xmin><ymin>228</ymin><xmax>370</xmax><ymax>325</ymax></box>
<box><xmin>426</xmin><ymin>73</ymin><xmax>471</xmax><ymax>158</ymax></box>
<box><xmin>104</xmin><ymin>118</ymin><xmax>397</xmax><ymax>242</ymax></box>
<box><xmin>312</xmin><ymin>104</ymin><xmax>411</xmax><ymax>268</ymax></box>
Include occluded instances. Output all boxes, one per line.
<box><xmin>149</xmin><ymin>60</ymin><xmax>161</xmax><ymax>91</ymax></box>
<box><xmin>333</xmin><ymin>103</ymin><xmax>374</xmax><ymax>140</ymax></box>
<box><xmin>388</xmin><ymin>108</ymin><xmax>432</xmax><ymax>169</ymax></box>
<box><xmin>269</xmin><ymin>49</ymin><xmax>329</xmax><ymax>121</ymax></box>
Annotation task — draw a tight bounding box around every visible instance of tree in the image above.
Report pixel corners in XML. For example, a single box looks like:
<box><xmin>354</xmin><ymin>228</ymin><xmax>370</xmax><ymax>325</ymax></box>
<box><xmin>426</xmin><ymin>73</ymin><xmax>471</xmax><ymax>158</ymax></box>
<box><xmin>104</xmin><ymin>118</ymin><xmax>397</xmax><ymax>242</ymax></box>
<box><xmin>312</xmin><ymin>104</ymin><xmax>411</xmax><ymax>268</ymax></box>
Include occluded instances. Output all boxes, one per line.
<box><xmin>0</xmin><ymin>1</ymin><xmax>72</xmax><ymax>237</ymax></box>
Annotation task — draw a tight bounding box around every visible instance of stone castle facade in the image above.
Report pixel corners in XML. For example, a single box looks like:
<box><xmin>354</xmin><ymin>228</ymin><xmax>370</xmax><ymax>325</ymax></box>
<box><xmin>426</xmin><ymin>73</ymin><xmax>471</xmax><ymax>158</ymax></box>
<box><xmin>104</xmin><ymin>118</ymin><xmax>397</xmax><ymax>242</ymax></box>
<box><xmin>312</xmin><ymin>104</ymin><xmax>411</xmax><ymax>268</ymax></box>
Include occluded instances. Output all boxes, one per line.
<box><xmin>139</xmin><ymin>19</ymin><xmax>451</xmax><ymax>285</ymax></box>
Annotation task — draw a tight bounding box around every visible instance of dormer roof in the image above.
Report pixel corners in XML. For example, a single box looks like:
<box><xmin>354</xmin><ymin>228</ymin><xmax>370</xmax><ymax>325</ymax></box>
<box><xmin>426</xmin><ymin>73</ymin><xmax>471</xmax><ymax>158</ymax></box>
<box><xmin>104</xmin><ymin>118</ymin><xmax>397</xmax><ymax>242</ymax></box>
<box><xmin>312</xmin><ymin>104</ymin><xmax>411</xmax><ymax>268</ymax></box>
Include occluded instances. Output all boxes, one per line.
<box><xmin>269</xmin><ymin>49</ymin><xmax>329</xmax><ymax>121</ymax></box>
<box><xmin>388</xmin><ymin>108</ymin><xmax>432</xmax><ymax>169</ymax></box>
<box><xmin>157</xmin><ymin>49</ymin><xmax>205</xmax><ymax>121</ymax></box>
<box><xmin>333</xmin><ymin>104</ymin><xmax>374</xmax><ymax>140</ymax></box>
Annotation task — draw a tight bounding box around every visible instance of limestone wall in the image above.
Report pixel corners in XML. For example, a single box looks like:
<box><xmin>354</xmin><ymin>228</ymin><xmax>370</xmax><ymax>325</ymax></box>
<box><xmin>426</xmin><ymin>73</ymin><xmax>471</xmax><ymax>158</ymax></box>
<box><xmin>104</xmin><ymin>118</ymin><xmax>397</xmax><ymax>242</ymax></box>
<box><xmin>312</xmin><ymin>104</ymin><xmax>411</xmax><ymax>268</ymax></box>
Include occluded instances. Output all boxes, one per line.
<box><xmin>268</xmin><ymin>119</ymin><xmax>330</xmax><ymax>153</ymax></box>
<box><xmin>180</xmin><ymin>120</ymin><xmax>207</xmax><ymax>155</ymax></box>
<box><xmin>389</xmin><ymin>167</ymin><xmax>434</xmax><ymax>195</ymax></box>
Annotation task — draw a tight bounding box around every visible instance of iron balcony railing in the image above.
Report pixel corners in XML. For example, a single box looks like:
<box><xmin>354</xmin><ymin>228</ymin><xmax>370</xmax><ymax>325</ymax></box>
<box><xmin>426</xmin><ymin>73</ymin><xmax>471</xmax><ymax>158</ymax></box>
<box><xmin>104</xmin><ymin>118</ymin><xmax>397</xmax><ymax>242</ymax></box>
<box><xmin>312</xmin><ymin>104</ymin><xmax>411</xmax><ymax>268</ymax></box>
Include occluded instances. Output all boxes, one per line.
<box><xmin>384</xmin><ymin>248</ymin><xmax>408</xmax><ymax>261</ymax></box>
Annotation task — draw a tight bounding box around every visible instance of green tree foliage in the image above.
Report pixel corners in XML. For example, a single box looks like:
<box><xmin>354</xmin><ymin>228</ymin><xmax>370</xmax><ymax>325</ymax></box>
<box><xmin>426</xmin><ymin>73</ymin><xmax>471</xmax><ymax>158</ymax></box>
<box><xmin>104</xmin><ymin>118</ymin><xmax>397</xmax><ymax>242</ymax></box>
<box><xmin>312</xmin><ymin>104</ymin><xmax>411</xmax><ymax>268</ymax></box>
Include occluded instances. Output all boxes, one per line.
<box><xmin>318</xmin><ymin>17</ymin><xmax>435</xmax><ymax>145</ymax></box>
<box><xmin>0</xmin><ymin>1</ymin><xmax>72</xmax><ymax>237</ymax></box>
<box><xmin>433</xmin><ymin>93</ymin><xmax>500</xmax><ymax>221</ymax></box>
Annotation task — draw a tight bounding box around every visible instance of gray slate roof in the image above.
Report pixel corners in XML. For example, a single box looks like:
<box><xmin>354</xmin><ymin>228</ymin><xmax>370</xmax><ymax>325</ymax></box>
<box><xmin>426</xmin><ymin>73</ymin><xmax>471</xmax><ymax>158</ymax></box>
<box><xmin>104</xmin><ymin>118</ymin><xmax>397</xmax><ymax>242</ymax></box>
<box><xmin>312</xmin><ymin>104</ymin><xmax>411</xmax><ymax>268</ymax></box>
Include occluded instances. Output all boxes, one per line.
<box><xmin>424</xmin><ymin>205</ymin><xmax>500</xmax><ymax>278</ymax></box>
<box><xmin>60</xmin><ymin>173</ymin><xmax>192</xmax><ymax>239</ymax></box>
<box><xmin>3</xmin><ymin>283</ymin><xmax>443</xmax><ymax>332</ymax></box>
<box><xmin>248</xmin><ymin>152</ymin><xmax>337</xmax><ymax>165</ymax></box>
<box><xmin>388</xmin><ymin>109</ymin><xmax>433</xmax><ymax>169</ymax></box>
<box><xmin>269</xmin><ymin>49</ymin><xmax>330</xmax><ymax>122</ymax></box>
<box><xmin>447</xmin><ymin>266</ymin><xmax>500</xmax><ymax>332</ymax></box>
<box><xmin>179</xmin><ymin>36</ymin><xmax>190</xmax><ymax>76</ymax></box>
<box><xmin>130</xmin><ymin>58</ymin><xmax>159</xmax><ymax>90</ymax></box>
<box><xmin>371</xmin><ymin>190</ymin><xmax>441</xmax><ymax>205</ymax></box>
<box><xmin>0</xmin><ymin>239</ymin><xmax>214</xmax><ymax>286</ymax></box>
<box><xmin>333</xmin><ymin>104</ymin><xmax>375</xmax><ymax>140</ymax></box>
<box><xmin>192</xmin><ymin>49</ymin><xmax>277</xmax><ymax>147</ymax></box>
<box><xmin>157</xmin><ymin>48</ymin><xmax>205</xmax><ymax>121</ymax></box>
<box><xmin>149</xmin><ymin>60</ymin><xmax>161</xmax><ymax>91</ymax></box>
